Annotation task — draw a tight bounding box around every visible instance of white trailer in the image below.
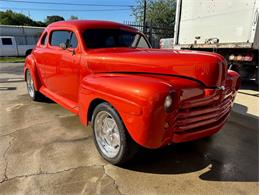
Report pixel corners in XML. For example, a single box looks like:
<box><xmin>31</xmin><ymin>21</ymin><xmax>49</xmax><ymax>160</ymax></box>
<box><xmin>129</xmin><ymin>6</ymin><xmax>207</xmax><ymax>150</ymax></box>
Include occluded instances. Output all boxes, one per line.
<box><xmin>160</xmin><ymin>0</ymin><xmax>259</xmax><ymax>82</ymax></box>
<box><xmin>0</xmin><ymin>25</ymin><xmax>44</xmax><ymax>57</ymax></box>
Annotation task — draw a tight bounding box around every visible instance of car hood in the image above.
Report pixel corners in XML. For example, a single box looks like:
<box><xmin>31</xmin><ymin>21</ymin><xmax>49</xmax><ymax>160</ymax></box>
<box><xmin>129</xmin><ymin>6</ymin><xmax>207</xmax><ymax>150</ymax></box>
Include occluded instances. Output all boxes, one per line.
<box><xmin>86</xmin><ymin>48</ymin><xmax>227</xmax><ymax>87</ymax></box>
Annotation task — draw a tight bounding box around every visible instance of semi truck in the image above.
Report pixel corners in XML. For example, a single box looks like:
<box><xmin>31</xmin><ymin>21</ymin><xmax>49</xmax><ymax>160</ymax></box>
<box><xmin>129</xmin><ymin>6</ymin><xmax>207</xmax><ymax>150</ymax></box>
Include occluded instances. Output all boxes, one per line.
<box><xmin>0</xmin><ymin>25</ymin><xmax>44</xmax><ymax>57</ymax></box>
<box><xmin>160</xmin><ymin>0</ymin><xmax>259</xmax><ymax>83</ymax></box>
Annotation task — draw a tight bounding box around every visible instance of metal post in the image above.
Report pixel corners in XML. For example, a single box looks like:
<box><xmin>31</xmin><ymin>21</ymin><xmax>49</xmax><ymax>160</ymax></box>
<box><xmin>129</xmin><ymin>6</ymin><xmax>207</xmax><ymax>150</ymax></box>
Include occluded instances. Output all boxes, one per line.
<box><xmin>173</xmin><ymin>0</ymin><xmax>182</xmax><ymax>45</ymax></box>
<box><xmin>143</xmin><ymin>0</ymin><xmax>147</xmax><ymax>33</ymax></box>
<box><xmin>148</xmin><ymin>22</ymin><xmax>152</xmax><ymax>45</ymax></box>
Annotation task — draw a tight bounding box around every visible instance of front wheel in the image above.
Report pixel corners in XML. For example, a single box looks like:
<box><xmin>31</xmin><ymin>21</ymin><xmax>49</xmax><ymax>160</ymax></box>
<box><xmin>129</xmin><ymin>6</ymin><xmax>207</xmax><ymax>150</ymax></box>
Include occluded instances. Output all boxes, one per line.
<box><xmin>92</xmin><ymin>102</ymin><xmax>138</xmax><ymax>165</ymax></box>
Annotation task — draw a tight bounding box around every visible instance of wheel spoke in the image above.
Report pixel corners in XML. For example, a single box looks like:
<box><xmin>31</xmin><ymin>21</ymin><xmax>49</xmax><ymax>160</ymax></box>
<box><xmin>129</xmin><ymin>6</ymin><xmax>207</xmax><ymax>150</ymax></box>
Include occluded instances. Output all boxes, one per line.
<box><xmin>103</xmin><ymin>117</ymin><xmax>110</xmax><ymax>131</ymax></box>
<box><xmin>111</xmin><ymin>133</ymin><xmax>120</xmax><ymax>148</ymax></box>
<box><xmin>110</xmin><ymin>120</ymin><xmax>116</xmax><ymax>131</ymax></box>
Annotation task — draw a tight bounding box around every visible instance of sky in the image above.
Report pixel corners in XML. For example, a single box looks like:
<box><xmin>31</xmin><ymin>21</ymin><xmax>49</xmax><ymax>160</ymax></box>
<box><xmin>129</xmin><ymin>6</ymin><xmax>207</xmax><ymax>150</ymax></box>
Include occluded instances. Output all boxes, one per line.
<box><xmin>0</xmin><ymin>0</ymin><xmax>137</xmax><ymax>22</ymax></box>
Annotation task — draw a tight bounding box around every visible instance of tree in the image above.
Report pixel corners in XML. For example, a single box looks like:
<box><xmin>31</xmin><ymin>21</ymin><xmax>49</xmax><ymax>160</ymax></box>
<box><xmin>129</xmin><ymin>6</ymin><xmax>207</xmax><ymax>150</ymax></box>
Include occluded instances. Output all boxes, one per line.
<box><xmin>35</xmin><ymin>21</ymin><xmax>46</xmax><ymax>27</ymax></box>
<box><xmin>69</xmin><ymin>15</ymin><xmax>78</xmax><ymax>20</ymax></box>
<box><xmin>45</xmin><ymin>15</ymin><xmax>64</xmax><ymax>25</ymax></box>
<box><xmin>0</xmin><ymin>10</ymin><xmax>45</xmax><ymax>26</ymax></box>
<box><xmin>132</xmin><ymin>0</ymin><xmax>176</xmax><ymax>37</ymax></box>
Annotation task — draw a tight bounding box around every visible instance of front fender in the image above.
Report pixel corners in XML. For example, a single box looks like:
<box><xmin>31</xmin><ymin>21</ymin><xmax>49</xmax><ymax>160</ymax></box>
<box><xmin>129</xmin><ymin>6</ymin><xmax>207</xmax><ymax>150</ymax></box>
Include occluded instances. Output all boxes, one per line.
<box><xmin>78</xmin><ymin>73</ymin><xmax>174</xmax><ymax>148</ymax></box>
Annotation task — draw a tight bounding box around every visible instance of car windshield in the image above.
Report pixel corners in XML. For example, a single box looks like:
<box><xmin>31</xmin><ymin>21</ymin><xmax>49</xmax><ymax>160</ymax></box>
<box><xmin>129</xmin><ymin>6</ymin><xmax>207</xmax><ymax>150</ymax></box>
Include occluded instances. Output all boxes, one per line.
<box><xmin>83</xmin><ymin>29</ymin><xmax>150</xmax><ymax>49</ymax></box>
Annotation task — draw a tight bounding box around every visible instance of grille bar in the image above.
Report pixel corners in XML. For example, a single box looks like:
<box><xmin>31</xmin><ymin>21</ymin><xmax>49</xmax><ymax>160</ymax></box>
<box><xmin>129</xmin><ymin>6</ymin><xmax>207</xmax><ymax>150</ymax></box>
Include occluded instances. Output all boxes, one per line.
<box><xmin>175</xmin><ymin>104</ymin><xmax>231</xmax><ymax>132</ymax></box>
<box><xmin>177</xmin><ymin>96</ymin><xmax>232</xmax><ymax>119</ymax></box>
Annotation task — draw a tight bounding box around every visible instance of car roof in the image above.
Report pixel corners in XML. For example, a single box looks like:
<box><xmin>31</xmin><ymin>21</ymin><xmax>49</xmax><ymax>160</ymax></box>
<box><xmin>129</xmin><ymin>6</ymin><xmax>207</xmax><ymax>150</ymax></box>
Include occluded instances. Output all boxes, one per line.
<box><xmin>47</xmin><ymin>20</ymin><xmax>139</xmax><ymax>32</ymax></box>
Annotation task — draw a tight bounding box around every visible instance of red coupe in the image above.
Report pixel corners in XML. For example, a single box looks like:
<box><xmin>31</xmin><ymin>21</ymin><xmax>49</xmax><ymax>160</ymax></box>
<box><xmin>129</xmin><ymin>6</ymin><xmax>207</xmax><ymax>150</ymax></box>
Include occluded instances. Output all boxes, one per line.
<box><xmin>24</xmin><ymin>20</ymin><xmax>240</xmax><ymax>164</ymax></box>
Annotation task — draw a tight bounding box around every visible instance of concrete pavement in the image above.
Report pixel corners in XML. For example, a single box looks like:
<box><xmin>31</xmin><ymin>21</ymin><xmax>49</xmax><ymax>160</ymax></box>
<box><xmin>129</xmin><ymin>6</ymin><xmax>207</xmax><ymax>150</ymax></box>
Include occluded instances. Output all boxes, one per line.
<box><xmin>0</xmin><ymin>63</ymin><xmax>258</xmax><ymax>194</ymax></box>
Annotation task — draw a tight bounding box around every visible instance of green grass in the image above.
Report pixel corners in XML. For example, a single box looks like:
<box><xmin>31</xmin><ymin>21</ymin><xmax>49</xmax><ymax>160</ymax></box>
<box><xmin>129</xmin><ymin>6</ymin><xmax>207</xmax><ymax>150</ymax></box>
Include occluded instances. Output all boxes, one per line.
<box><xmin>0</xmin><ymin>57</ymin><xmax>25</xmax><ymax>63</ymax></box>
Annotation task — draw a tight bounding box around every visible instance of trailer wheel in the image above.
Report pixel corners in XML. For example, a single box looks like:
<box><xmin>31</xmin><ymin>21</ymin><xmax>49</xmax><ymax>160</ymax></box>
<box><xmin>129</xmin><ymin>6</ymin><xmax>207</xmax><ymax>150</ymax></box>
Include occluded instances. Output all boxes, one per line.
<box><xmin>255</xmin><ymin>66</ymin><xmax>259</xmax><ymax>85</ymax></box>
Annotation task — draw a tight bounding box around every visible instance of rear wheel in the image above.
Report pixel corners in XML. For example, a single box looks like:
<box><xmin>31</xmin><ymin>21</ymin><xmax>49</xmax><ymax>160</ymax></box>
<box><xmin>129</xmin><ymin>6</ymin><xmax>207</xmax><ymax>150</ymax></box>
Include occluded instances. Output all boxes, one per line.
<box><xmin>26</xmin><ymin>70</ymin><xmax>41</xmax><ymax>101</ymax></box>
<box><xmin>92</xmin><ymin>102</ymin><xmax>138</xmax><ymax>165</ymax></box>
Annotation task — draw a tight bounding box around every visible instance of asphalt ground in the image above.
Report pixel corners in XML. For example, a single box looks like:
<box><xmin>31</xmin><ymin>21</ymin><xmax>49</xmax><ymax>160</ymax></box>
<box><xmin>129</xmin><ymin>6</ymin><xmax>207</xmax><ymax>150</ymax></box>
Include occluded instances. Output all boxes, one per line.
<box><xmin>0</xmin><ymin>63</ymin><xmax>258</xmax><ymax>194</ymax></box>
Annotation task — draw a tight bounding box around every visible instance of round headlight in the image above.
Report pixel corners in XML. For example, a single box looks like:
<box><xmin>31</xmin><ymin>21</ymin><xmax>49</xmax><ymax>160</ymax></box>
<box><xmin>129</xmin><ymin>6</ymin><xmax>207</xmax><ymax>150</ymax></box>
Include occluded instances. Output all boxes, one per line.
<box><xmin>164</xmin><ymin>95</ymin><xmax>173</xmax><ymax>112</ymax></box>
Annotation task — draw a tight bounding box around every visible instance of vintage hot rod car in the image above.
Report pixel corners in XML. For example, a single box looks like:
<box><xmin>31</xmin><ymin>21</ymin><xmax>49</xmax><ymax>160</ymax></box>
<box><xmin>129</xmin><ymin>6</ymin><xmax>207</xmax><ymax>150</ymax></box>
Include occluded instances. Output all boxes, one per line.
<box><xmin>24</xmin><ymin>20</ymin><xmax>240</xmax><ymax>164</ymax></box>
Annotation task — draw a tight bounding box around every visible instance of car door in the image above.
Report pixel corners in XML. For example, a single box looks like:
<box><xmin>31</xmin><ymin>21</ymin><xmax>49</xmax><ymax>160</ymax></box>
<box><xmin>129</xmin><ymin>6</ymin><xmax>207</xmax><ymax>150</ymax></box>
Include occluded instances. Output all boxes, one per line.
<box><xmin>57</xmin><ymin>31</ymin><xmax>81</xmax><ymax>102</ymax></box>
<box><xmin>47</xmin><ymin>29</ymin><xmax>80</xmax><ymax>102</ymax></box>
<box><xmin>33</xmin><ymin>31</ymin><xmax>48</xmax><ymax>87</ymax></box>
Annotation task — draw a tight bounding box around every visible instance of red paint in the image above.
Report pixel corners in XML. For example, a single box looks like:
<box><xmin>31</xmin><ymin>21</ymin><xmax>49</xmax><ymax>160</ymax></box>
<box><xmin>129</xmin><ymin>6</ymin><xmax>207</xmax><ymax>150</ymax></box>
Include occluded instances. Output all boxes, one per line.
<box><xmin>24</xmin><ymin>20</ymin><xmax>240</xmax><ymax>149</ymax></box>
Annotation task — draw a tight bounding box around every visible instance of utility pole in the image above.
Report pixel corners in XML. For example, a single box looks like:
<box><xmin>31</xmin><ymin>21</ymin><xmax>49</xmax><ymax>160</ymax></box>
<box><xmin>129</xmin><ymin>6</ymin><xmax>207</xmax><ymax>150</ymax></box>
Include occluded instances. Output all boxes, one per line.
<box><xmin>143</xmin><ymin>0</ymin><xmax>147</xmax><ymax>33</ymax></box>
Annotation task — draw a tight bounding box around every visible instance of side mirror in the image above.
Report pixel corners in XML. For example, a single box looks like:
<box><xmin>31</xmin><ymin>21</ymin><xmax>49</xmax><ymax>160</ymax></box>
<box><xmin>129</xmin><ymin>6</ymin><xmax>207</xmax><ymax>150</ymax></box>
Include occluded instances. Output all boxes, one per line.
<box><xmin>59</xmin><ymin>42</ymin><xmax>67</xmax><ymax>50</ymax></box>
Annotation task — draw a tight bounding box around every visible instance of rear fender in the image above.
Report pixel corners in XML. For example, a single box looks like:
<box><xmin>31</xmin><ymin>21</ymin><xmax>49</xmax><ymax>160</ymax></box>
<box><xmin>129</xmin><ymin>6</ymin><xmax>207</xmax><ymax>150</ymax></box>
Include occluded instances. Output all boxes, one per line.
<box><xmin>24</xmin><ymin>55</ymin><xmax>41</xmax><ymax>91</ymax></box>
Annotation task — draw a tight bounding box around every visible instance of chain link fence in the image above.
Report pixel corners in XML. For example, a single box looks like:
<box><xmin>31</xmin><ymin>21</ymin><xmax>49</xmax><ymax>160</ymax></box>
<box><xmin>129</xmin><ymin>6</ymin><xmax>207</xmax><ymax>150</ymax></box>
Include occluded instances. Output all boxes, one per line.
<box><xmin>124</xmin><ymin>21</ymin><xmax>174</xmax><ymax>48</ymax></box>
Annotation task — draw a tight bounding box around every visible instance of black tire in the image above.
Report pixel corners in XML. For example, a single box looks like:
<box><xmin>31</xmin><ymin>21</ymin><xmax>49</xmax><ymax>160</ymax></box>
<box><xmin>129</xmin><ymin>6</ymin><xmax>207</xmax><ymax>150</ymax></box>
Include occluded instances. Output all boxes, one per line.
<box><xmin>255</xmin><ymin>66</ymin><xmax>259</xmax><ymax>86</ymax></box>
<box><xmin>92</xmin><ymin>102</ymin><xmax>139</xmax><ymax>165</ymax></box>
<box><xmin>25</xmin><ymin>69</ymin><xmax>42</xmax><ymax>101</ymax></box>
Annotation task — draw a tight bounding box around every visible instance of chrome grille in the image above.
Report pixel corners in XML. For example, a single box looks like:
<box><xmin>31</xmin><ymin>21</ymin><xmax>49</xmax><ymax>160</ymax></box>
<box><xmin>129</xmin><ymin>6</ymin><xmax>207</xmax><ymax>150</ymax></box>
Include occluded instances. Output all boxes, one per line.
<box><xmin>174</xmin><ymin>89</ymin><xmax>234</xmax><ymax>133</ymax></box>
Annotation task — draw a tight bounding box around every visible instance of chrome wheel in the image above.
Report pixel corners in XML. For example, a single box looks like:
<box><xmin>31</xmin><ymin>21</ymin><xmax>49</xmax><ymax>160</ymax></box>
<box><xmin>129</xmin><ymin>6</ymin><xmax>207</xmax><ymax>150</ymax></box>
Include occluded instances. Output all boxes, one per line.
<box><xmin>94</xmin><ymin>111</ymin><xmax>121</xmax><ymax>158</ymax></box>
<box><xmin>26</xmin><ymin>70</ymin><xmax>35</xmax><ymax>98</ymax></box>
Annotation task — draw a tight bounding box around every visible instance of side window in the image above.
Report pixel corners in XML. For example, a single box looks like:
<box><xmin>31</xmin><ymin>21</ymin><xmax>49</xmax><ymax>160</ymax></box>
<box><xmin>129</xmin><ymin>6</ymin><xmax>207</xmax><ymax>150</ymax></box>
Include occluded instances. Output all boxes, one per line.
<box><xmin>137</xmin><ymin>36</ymin><xmax>149</xmax><ymax>48</ymax></box>
<box><xmin>50</xmin><ymin>30</ymin><xmax>71</xmax><ymax>47</ymax></box>
<box><xmin>40</xmin><ymin>32</ymin><xmax>48</xmax><ymax>45</ymax></box>
<box><xmin>105</xmin><ymin>36</ymin><xmax>115</xmax><ymax>47</ymax></box>
<box><xmin>119</xmin><ymin>33</ymin><xmax>135</xmax><ymax>47</ymax></box>
<box><xmin>50</xmin><ymin>30</ymin><xmax>78</xmax><ymax>48</ymax></box>
<box><xmin>2</xmin><ymin>38</ymin><xmax>12</xmax><ymax>45</ymax></box>
<box><xmin>69</xmin><ymin>33</ymin><xmax>78</xmax><ymax>48</ymax></box>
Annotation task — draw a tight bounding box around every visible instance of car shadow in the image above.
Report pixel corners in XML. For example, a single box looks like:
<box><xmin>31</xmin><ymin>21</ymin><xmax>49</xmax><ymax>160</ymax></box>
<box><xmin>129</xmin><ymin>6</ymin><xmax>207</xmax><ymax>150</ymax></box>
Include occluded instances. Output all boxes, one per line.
<box><xmin>38</xmin><ymin>95</ymin><xmax>56</xmax><ymax>103</ymax></box>
<box><xmin>122</xmin><ymin>109</ymin><xmax>259</xmax><ymax>182</ymax></box>
<box><xmin>18</xmin><ymin>94</ymin><xmax>56</xmax><ymax>104</ymax></box>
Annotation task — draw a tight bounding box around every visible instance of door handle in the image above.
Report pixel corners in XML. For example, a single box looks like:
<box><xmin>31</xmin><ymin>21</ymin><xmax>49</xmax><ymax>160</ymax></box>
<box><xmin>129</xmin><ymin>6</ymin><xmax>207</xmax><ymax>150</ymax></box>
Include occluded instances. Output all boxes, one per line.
<box><xmin>67</xmin><ymin>48</ymin><xmax>75</xmax><ymax>55</ymax></box>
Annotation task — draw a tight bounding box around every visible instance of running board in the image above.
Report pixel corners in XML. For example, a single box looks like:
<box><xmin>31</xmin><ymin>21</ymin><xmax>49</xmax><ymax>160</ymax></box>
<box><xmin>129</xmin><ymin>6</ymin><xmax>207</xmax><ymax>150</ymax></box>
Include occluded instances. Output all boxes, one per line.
<box><xmin>39</xmin><ymin>86</ymin><xmax>79</xmax><ymax>115</ymax></box>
